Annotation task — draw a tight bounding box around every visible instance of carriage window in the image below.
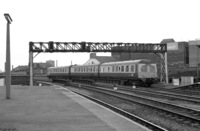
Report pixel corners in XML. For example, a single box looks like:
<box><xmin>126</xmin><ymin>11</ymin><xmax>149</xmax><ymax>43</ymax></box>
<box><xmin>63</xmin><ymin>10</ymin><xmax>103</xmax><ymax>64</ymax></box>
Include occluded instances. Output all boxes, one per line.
<box><xmin>112</xmin><ymin>66</ymin><xmax>114</xmax><ymax>72</ymax></box>
<box><xmin>116</xmin><ymin>66</ymin><xmax>118</xmax><ymax>72</ymax></box>
<box><xmin>131</xmin><ymin>65</ymin><xmax>135</xmax><ymax>72</ymax></box>
<box><xmin>121</xmin><ymin>66</ymin><xmax>124</xmax><ymax>72</ymax></box>
<box><xmin>126</xmin><ymin>65</ymin><xmax>129</xmax><ymax>72</ymax></box>
<box><xmin>149</xmin><ymin>65</ymin><xmax>156</xmax><ymax>72</ymax></box>
<box><xmin>93</xmin><ymin>67</ymin><xmax>95</xmax><ymax>72</ymax></box>
<box><xmin>118</xmin><ymin>66</ymin><xmax>121</xmax><ymax>72</ymax></box>
<box><xmin>108</xmin><ymin>67</ymin><xmax>110</xmax><ymax>72</ymax></box>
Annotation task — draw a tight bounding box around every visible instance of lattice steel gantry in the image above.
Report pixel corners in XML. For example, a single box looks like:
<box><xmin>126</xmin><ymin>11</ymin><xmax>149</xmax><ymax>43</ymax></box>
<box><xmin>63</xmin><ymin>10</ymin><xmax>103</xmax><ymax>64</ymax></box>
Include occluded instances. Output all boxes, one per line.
<box><xmin>29</xmin><ymin>41</ymin><xmax>168</xmax><ymax>86</ymax></box>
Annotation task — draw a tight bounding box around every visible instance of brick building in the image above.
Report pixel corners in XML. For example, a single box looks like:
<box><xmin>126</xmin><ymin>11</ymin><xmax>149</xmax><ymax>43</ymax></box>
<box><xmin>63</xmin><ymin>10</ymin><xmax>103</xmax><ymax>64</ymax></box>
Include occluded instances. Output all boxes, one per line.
<box><xmin>12</xmin><ymin>60</ymin><xmax>55</xmax><ymax>75</ymax></box>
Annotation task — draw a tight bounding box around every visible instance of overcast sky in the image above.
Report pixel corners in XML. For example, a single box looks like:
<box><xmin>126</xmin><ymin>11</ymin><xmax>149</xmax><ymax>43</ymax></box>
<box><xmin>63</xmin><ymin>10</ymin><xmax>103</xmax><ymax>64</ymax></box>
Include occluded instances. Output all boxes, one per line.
<box><xmin>0</xmin><ymin>0</ymin><xmax>200</xmax><ymax>71</ymax></box>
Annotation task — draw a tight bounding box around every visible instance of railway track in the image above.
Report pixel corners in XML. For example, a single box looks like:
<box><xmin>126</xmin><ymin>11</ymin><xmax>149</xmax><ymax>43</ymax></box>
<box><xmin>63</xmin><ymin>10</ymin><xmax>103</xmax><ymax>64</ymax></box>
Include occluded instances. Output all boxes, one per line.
<box><xmin>141</xmin><ymin>84</ymin><xmax>200</xmax><ymax>96</ymax></box>
<box><xmin>70</xmin><ymin>83</ymin><xmax>200</xmax><ymax>127</ymax></box>
<box><xmin>95</xmin><ymin>83</ymin><xmax>200</xmax><ymax>104</ymax></box>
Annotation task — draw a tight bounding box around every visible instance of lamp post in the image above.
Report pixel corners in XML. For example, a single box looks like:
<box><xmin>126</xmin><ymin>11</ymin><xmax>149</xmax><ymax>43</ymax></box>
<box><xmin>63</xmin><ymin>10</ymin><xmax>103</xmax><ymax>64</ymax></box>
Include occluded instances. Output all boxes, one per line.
<box><xmin>4</xmin><ymin>13</ymin><xmax>12</xmax><ymax>99</ymax></box>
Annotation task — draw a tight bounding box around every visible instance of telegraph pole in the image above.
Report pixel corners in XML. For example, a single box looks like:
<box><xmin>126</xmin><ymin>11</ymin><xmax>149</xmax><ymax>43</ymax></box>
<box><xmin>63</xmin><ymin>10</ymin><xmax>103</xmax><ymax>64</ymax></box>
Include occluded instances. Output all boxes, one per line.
<box><xmin>4</xmin><ymin>13</ymin><xmax>12</xmax><ymax>99</ymax></box>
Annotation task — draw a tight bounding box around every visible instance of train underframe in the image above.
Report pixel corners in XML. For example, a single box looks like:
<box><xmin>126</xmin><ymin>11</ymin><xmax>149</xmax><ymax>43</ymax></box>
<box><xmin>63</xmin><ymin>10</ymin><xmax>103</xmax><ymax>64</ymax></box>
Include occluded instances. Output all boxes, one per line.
<box><xmin>48</xmin><ymin>75</ymin><xmax>157</xmax><ymax>87</ymax></box>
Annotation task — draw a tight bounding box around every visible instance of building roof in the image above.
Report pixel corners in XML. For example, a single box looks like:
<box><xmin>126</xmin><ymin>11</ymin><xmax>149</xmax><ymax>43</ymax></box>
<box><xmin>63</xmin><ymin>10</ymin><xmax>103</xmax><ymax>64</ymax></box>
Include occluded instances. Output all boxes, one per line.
<box><xmin>33</xmin><ymin>62</ymin><xmax>52</xmax><ymax>69</ymax></box>
<box><xmin>95</xmin><ymin>56</ymin><xmax>119</xmax><ymax>64</ymax></box>
<box><xmin>12</xmin><ymin>65</ymin><xmax>28</xmax><ymax>72</ymax></box>
<box><xmin>160</xmin><ymin>39</ymin><xmax>175</xmax><ymax>44</ymax></box>
<box><xmin>12</xmin><ymin>62</ymin><xmax>53</xmax><ymax>72</ymax></box>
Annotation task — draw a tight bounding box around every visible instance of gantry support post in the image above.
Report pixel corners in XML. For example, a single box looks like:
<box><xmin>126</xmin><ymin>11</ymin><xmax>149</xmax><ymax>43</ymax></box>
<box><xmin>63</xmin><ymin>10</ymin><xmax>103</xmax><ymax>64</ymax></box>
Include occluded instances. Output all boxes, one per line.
<box><xmin>29</xmin><ymin>52</ymin><xmax>33</xmax><ymax>86</ymax></box>
<box><xmin>4</xmin><ymin>13</ymin><xmax>12</xmax><ymax>99</ymax></box>
<box><xmin>164</xmin><ymin>52</ymin><xmax>168</xmax><ymax>84</ymax></box>
<box><xmin>156</xmin><ymin>52</ymin><xmax>168</xmax><ymax>84</ymax></box>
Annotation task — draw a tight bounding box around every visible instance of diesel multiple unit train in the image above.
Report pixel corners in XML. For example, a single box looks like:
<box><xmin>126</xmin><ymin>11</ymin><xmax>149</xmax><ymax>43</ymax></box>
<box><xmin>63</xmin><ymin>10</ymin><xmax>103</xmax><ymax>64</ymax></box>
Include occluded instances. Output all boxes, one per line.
<box><xmin>47</xmin><ymin>59</ymin><xmax>158</xmax><ymax>86</ymax></box>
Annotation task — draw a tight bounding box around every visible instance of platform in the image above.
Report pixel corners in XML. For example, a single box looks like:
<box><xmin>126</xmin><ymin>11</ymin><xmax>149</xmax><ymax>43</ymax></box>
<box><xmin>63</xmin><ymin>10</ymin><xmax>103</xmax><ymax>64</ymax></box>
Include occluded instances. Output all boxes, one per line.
<box><xmin>0</xmin><ymin>85</ymin><xmax>151</xmax><ymax>131</ymax></box>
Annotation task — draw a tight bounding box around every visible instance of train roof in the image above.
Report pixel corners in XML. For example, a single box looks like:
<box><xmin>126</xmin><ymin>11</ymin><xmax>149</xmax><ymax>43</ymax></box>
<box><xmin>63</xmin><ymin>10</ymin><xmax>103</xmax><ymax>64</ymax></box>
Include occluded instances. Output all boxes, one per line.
<box><xmin>101</xmin><ymin>59</ymin><xmax>152</xmax><ymax>66</ymax></box>
<box><xmin>48</xmin><ymin>66</ymin><xmax>70</xmax><ymax>69</ymax></box>
<box><xmin>72</xmin><ymin>64</ymin><xmax>100</xmax><ymax>67</ymax></box>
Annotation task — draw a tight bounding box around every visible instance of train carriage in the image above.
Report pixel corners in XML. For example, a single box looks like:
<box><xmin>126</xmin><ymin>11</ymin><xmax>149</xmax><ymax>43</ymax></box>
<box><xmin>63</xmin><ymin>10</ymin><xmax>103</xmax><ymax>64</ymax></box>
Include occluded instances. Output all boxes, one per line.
<box><xmin>70</xmin><ymin>64</ymin><xmax>99</xmax><ymax>78</ymax></box>
<box><xmin>47</xmin><ymin>66</ymin><xmax>70</xmax><ymax>80</ymax></box>
<box><xmin>99</xmin><ymin>59</ymin><xmax>157</xmax><ymax>85</ymax></box>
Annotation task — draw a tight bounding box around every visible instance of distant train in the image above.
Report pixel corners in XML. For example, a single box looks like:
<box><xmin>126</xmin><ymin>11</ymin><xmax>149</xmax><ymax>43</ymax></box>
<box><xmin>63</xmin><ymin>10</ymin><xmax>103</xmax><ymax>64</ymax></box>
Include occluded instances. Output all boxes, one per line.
<box><xmin>47</xmin><ymin>59</ymin><xmax>158</xmax><ymax>86</ymax></box>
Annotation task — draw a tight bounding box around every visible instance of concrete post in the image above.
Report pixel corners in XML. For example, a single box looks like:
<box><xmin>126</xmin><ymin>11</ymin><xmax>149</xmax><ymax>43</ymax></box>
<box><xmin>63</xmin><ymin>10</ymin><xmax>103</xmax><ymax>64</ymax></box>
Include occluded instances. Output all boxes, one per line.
<box><xmin>4</xmin><ymin>14</ymin><xmax>12</xmax><ymax>99</ymax></box>
<box><xmin>29</xmin><ymin>52</ymin><xmax>33</xmax><ymax>86</ymax></box>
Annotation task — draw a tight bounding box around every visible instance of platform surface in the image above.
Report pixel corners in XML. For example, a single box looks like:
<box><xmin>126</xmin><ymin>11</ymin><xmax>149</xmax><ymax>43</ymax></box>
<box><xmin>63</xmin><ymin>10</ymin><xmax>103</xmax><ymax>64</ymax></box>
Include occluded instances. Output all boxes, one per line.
<box><xmin>0</xmin><ymin>85</ymin><xmax>150</xmax><ymax>131</ymax></box>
